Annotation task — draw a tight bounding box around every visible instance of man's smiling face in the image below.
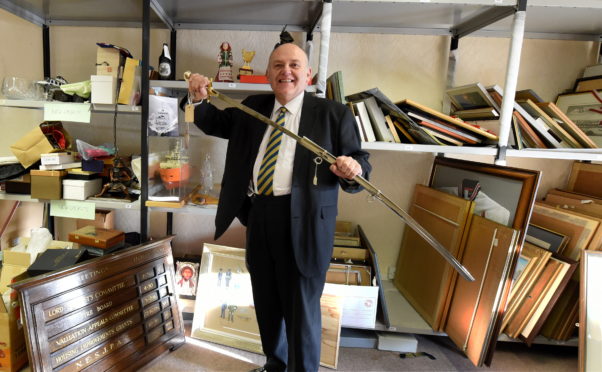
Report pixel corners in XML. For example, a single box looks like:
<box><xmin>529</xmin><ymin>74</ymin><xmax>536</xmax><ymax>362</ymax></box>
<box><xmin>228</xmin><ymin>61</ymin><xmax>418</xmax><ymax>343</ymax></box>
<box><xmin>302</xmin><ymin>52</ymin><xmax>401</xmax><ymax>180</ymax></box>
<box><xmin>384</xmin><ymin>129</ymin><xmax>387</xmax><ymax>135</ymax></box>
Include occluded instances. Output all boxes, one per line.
<box><xmin>267</xmin><ymin>43</ymin><xmax>312</xmax><ymax>105</ymax></box>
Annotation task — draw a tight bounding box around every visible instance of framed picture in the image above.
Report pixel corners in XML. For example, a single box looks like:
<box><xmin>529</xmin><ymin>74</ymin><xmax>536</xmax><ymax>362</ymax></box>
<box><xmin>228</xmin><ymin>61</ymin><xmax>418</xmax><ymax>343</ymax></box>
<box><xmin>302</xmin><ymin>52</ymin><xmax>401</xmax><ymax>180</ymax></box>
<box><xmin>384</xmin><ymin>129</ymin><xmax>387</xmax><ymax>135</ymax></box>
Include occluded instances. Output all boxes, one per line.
<box><xmin>525</xmin><ymin>223</ymin><xmax>570</xmax><ymax>254</ymax></box>
<box><xmin>190</xmin><ymin>243</ymin><xmax>344</xmax><ymax>368</ymax></box>
<box><xmin>174</xmin><ymin>256</ymin><xmax>201</xmax><ymax>319</ymax></box>
<box><xmin>555</xmin><ymin>91</ymin><xmax>602</xmax><ymax>136</ymax></box>
<box><xmin>567</xmin><ymin>161</ymin><xmax>602</xmax><ymax>199</ymax></box>
<box><xmin>580</xmin><ymin>250</ymin><xmax>602</xmax><ymax>372</ymax></box>
<box><xmin>446</xmin><ymin>82</ymin><xmax>500</xmax><ymax>111</ymax></box>
<box><xmin>429</xmin><ymin>156</ymin><xmax>540</xmax><ymax>232</ymax></box>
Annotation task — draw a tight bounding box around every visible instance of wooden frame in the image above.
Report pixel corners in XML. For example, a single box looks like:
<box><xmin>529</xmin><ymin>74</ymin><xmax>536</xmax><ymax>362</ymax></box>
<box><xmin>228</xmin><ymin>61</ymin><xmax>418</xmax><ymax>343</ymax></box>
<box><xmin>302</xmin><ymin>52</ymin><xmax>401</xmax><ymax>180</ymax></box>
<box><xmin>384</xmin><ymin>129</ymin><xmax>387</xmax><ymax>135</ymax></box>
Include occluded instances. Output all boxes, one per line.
<box><xmin>429</xmin><ymin>156</ymin><xmax>540</xmax><ymax>232</ymax></box>
<box><xmin>580</xmin><ymin>250</ymin><xmax>602</xmax><ymax>372</ymax></box>
<box><xmin>517</xmin><ymin>99</ymin><xmax>581</xmax><ymax>148</ymax></box>
<box><xmin>190</xmin><ymin>243</ymin><xmax>343</xmax><ymax>368</ymax></box>
<box><xmin>525</xmin><ymin>223</ymin><xmax>570</xmax><ymax>254</ymax></box>
<box><xmin>567</xmin><ymin>161</ymin><xmax>602</xmax><ymax>199</ymax></box>
<box><xmin>446</xmin><ymin>82</ymin><xmax>500</xmax><ymax>112</ymax></box>
<box><xmin>555</xmin><ymin>91</ymin><xmax>602</xmax><ymax>137</ymax></box>
<box><xmin>429</xmin><ymin>157</ymin><xmax>540</xmax><ymax>365</ymax></box>
<box><xmin>536</xmin><ymin>102</ymin><xmax>598</xmax><ymax>148</ymax></box>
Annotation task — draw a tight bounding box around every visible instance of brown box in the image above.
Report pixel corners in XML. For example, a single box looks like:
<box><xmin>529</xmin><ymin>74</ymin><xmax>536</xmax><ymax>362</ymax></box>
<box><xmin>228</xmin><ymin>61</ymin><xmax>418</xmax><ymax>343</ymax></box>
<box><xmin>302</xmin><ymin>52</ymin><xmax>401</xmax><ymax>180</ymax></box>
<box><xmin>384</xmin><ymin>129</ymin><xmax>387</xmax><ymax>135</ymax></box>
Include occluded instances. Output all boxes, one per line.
<box><xmin>68</xmin><ymin>226</ymin><xmax>124</xmax><ymax>249</ymax></box>
<box><xmin>30</xmin><ymin>169</ymin><xmax>67</xmax><ymax>200</ymax></box>
<box><xmin>96</xmin><ymin>45</ymin><xmax>126</xmax><ymax>77</ymax></box>
<box><xmin>75</xmin><ymin>209</ymin><xmax>115</xmax><ymax>230</ymax></box>
<box><xmin>4</xmin><ymin>174</ymin><xmax>31</xmax><ymax>194</ymax></box>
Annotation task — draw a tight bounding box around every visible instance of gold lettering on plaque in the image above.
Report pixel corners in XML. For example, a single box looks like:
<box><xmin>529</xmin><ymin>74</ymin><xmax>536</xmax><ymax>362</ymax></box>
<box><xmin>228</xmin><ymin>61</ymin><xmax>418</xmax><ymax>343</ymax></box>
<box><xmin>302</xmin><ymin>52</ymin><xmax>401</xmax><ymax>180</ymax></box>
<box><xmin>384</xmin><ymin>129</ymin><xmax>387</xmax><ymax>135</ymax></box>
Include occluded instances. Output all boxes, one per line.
<box><xmin>52</xmin><ymin>304</ymin><xmax>137</xmax><ymax>350</ymax></box>
<box><xmin>164</xmin><ymin>320</ymin><xmax>174</xmax><ymax>332</ymax></box>
<box><xmin>139</xmin><ymin>268</ymin><xmax>155</xmax><ymax>281</ymax></box>
<box><xmin>96</xmin><ymin>301</ymin><xmax>112</xmax><ymax>312</ymax></box>
<box><xmin>141</xmin><ymin>280</ymin><xmax>156</xmax><ymax>293</ymax></box>
<box><xmin>48</xmin><ymin>306</ymin><xmax>64</xmax><ymax>317</ymax></box>
<box><xmin>141</xmin><ymin>292</ymin><xmax>159</xmax><ymax>307</ymax></box>
<box><xmin>143</xmin><ymin>303</ymin><xmax>161</xmax><ymax>319</ymax></box>
<box><xmin>53</xmin><ymin>318</ymin><xmax>136</xmax><ymax>366</ymax></box>
<box><xmin>157</xmin><ymin>275</ymin><xmax>167</xmax><ymax>286</ymax></box>
<box><xmin>161</xmin><ymin>297</ymin><xmax>170</xmax><ymax>309</ymax></box>
<box><xmin>146</xmin><ymin>315</ymin><xmax>161</xmax><ymax>330</ymax></box>
<box><xmin>162</xmin><ymin>309</ymin><xmax>172</xmax><ymax>321</ymax></box>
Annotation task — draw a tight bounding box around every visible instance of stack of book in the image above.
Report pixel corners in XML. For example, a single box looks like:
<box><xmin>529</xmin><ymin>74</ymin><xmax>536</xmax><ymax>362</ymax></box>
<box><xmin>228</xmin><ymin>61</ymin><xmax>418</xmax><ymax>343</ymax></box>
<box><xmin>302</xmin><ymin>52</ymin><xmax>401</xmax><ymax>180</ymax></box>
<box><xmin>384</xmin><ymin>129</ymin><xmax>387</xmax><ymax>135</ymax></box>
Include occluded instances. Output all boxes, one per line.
<box><xmin>345</xmin><ymin>88</ymin><xmax>499</xmax><ymax>146</ymax></box>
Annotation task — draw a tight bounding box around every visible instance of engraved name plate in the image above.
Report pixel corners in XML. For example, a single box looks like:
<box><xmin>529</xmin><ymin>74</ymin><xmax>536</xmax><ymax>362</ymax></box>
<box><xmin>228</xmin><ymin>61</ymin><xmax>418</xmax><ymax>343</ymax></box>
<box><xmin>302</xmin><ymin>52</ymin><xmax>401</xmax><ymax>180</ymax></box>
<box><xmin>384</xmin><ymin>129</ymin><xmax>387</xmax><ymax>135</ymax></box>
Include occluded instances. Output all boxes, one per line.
<box><xmin>11</xmin><ymin>237</ymin><xmax>184</xmax><ymax>372</ymax></box>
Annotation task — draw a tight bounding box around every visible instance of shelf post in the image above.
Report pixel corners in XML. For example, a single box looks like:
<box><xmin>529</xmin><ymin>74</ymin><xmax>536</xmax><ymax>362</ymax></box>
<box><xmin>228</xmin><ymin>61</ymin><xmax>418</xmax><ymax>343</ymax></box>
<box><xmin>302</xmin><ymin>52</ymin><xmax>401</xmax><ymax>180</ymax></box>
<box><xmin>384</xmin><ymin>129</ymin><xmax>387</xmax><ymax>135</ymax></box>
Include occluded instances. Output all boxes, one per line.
<box><xmin>140</xmin><ymin>0</ymin><xmax>150</xmax><ymax>241</ymax></box>
<box><xmin>495</xmin><ymin>1</ymin><xmax>527</xmax><ymax>166</ymax></box>
<box><xmin>316</xmin><ymin>0</ymin><xmax>332</xmax><ymax>98</ymax></box>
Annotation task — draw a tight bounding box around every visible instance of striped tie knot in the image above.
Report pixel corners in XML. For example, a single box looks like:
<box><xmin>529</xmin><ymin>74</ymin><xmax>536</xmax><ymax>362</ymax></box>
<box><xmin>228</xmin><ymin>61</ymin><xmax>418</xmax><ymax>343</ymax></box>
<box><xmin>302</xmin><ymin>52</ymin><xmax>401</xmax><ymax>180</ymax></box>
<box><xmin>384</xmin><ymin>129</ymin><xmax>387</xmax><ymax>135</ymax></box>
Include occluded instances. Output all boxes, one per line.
<box><xmin>257</xmin><ymin>107</ymin><xmax>287</xmax><ymax>195</ymax></box>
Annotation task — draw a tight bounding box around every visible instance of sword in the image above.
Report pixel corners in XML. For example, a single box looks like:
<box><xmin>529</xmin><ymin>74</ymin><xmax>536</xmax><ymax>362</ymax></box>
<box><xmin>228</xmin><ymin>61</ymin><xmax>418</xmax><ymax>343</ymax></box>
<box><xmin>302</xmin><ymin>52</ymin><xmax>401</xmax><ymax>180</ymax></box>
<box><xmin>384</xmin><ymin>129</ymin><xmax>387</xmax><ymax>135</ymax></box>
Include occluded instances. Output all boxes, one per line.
<box><xmin>184</xmin><ymin>72</ymin><xmax>475</xmax><ymax>282</ymax></box>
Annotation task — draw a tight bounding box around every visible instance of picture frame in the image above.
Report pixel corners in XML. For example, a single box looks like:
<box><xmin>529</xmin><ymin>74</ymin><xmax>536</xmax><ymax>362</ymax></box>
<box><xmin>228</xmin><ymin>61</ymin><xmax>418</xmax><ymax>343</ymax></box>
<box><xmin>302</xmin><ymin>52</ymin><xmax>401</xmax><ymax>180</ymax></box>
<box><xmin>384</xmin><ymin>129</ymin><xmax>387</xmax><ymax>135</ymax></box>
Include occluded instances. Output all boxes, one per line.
<box><xmin>555</xmin><ymin>91</ymin><xmax>602</xmax><ymax>136</ymax></box>
<box><xmin>579</xmin><ymin>250</ymin><xmax>602</xmax><ymax>372</ymax></box>
<box><xmin>174</xmin><ymin>255</ymin><xmax>202</xmax><ymax>320</ymax></box>
<box><xmin>525</xmin><ymin>223</ymin><xmax>570</xmax><ymax>254</ymax></box>
<box><xmin>536</xmin><ymin>102</ymin><xmax>598</xmax><ymax>148</ymax></box>
<box><xmin>429</xmin><ymin>156</ymin><xmax>540</xmax><ymax>232</ymax></box>
<box><xmin>446</xmin><ymin>82</ymin><xmax>501</xmax><ymax>112</ymax></box>
<box><xmin>567</xmin><ymin>161</ymin><xmax>602</xmax><ymax>199</ymax></box>
<box><xmin>190</xmin><ymin>243</ymin><xmax>344</xmax><ymax>368</ymax></box>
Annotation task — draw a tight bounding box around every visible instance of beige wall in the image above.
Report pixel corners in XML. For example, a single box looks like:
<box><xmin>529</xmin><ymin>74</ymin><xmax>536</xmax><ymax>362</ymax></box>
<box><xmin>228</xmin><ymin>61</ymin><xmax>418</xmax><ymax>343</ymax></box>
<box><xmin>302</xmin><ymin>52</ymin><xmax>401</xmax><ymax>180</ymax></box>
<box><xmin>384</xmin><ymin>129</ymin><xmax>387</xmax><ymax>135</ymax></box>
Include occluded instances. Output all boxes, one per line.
<box><xmin>1</xmin><ymin>8</ymin><xmax>598</xmax><ymax>276</ymax></box>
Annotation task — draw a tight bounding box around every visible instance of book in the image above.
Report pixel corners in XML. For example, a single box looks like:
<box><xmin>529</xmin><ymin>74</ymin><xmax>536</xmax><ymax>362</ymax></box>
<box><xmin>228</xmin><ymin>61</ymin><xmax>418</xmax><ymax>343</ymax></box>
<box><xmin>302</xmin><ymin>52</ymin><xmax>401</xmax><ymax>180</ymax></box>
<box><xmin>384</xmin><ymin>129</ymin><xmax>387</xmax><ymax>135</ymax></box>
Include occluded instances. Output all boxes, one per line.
<box><xmin>354</xmin><ymin>116</ymin><xmax>367</xmax><ymax>142</ymax></box>
<box><xmin>363</xmin><ymin>96</ymin><xmax>395</xmax><ymax>142</ymax></box>
<box><xmin>353</xmin><ymin>101</ymin><xmax>376</xmax><ymax>142</ymax></box>
<box><xmin>407</xmin><ymin>111</ymin><xmax>482</xmax><ymax>144</ymax></box>
<box><xmin>583</xmin><ymin>63</ymin><xmax>602</xmax><ymax>78</ymax></box>
<box><xmin>326</xmin><ymin>71</ymin><xmax>345</xmax><ymax>104</ymax></box>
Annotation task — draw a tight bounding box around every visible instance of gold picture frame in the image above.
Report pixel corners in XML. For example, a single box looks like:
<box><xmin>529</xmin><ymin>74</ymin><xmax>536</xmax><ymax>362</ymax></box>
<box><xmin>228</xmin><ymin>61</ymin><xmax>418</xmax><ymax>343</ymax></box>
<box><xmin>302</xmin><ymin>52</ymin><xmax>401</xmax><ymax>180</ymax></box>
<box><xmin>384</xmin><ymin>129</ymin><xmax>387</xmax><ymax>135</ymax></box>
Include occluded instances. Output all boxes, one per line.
<box><xmin>190</xmin><ymin>243</ymin><xmax>343</xmax><ymax>368</ymax></box>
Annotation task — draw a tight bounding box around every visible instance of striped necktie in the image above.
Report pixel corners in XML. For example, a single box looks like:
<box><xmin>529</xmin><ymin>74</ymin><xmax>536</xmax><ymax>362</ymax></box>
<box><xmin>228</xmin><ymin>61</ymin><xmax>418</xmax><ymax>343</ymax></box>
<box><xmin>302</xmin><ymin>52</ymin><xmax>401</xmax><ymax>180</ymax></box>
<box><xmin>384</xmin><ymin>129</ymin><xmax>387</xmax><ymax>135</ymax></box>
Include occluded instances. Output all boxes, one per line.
<box><xmin>257</xmin><ymin>106</ymin><xmax>287</xmax><ymax>195</ymax></box>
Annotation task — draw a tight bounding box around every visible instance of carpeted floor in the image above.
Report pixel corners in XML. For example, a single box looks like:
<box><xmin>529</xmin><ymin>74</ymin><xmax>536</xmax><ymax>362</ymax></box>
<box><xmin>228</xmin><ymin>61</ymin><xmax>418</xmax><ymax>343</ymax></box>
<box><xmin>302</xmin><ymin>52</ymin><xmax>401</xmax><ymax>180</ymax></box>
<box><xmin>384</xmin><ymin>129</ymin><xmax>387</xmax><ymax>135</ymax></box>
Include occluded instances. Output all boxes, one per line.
<box><xmin>139</xmin><ymin>323</ymin><xmax>577</xmax><ymax>372</ymax></box>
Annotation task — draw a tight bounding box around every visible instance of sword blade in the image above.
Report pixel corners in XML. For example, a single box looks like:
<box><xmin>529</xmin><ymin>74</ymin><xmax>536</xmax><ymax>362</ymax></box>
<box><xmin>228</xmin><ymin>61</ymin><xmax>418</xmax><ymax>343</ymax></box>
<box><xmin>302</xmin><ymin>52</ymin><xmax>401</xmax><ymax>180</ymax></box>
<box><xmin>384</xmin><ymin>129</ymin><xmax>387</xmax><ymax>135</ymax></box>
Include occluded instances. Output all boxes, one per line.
<box><xmin>210</xmin><ymin>88</ymin><xmax>475</xmax><ymax>282</ymax></box>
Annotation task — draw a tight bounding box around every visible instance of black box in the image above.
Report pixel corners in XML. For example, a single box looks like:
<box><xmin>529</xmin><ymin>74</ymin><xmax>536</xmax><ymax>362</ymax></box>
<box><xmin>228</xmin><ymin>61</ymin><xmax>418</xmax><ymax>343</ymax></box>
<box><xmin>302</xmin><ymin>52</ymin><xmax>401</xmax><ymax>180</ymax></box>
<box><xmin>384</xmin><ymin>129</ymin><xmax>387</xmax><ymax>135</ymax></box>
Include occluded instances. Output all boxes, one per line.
<box><xmin>27</xmin><ymin>249</ymin><xmax>90</xmax><ymax>276</ymax></box>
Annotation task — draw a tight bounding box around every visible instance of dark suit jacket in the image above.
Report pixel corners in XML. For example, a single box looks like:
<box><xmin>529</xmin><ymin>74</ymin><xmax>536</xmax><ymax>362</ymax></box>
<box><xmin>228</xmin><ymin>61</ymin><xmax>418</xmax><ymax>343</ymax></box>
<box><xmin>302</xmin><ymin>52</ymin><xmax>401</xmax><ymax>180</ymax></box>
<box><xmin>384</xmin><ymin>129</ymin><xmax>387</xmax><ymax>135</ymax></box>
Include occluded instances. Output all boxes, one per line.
<box><xmin>193</xmin><ymin>92</ymin><xmax>371</xmax><ymax>277</ymax></box>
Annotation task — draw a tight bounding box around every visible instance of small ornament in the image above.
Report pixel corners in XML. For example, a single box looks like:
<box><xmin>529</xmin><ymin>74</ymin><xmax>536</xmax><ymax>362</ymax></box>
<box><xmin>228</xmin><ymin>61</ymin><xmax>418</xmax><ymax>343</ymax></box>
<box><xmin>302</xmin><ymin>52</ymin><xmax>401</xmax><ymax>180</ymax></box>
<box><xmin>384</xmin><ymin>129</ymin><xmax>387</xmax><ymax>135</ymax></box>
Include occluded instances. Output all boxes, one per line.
<box><xmin>215</xmin><ymin>41</ymin><xmax>234</xmax><ymax>82</ymax></box>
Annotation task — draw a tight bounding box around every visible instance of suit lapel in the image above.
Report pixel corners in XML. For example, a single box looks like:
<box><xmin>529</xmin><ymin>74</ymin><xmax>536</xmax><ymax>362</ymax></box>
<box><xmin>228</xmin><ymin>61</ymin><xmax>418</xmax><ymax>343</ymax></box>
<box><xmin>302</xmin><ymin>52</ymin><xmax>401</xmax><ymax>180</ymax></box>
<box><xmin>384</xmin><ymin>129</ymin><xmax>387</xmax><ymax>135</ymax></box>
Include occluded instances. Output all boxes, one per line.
<box><xmin>293</xmin><ymin>93</ymin><xmax>317</xmax><ymax>185</ymax></box>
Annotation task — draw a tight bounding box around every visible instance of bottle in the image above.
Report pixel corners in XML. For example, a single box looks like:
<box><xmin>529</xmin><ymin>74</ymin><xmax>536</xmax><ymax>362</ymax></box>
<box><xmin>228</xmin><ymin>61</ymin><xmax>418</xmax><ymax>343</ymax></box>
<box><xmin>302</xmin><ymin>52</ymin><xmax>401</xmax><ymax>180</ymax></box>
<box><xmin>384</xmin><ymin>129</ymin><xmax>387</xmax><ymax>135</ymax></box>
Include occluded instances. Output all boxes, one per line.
<box><xmin>158</xmin><ymin>43</ymin><xmax>173</xmax><ymax>80</ymax></box>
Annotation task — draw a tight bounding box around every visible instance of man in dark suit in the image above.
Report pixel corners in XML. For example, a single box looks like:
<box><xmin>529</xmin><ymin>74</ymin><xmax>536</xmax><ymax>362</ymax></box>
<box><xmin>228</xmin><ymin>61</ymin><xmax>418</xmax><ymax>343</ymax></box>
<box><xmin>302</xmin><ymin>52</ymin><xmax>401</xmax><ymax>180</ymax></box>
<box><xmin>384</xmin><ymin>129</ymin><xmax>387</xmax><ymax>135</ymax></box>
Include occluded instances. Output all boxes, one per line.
<box><xmin>187</xmin><ymin>42</ymin><xmax>371</xmax><ymax>372</ymax></box>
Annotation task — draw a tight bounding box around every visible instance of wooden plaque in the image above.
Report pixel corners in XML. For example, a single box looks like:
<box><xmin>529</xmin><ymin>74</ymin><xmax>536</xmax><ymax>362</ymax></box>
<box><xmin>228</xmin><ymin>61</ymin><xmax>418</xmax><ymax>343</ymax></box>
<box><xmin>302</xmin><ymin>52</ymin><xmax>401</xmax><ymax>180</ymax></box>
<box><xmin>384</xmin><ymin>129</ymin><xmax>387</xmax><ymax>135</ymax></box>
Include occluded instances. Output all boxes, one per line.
<box><xmin>11</xmin><ymin>237</ymin><xmax>185</xmax><ymax>372</ymax></box>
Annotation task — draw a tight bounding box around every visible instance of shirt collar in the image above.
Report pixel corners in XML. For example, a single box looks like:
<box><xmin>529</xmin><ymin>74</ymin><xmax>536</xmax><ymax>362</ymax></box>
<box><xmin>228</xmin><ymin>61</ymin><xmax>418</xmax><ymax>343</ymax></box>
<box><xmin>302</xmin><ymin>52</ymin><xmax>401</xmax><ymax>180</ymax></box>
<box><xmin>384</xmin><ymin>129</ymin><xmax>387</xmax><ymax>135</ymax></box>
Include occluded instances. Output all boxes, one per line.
<box><xmin>273</xmin><ymin>91</ymin><xmax>304</xmax><ymax>118</ymax></box>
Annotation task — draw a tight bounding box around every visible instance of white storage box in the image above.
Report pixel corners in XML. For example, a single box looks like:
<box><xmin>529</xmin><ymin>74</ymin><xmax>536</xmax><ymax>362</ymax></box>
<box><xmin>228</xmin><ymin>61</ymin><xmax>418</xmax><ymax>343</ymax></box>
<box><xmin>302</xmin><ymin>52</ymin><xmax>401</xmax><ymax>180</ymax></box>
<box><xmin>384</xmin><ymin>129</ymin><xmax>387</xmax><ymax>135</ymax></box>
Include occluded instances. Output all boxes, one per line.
<box><xmin>62</xmin><ymin>178</ymin><xmax>102</xmax><ymax>200</ymax></box>
<box><xmin>323</xmin><ymin>282</ymin><xmax>379</xmax><ymax>329</ymax></box>
<box><xmin>40</xmin><ymin>152</ymin><xmax>74</xmax><ymax>165</ymax></box>
<box><xmin>91</xmin><ymin>75</ymin><xmax>117</xmax><ymax>104</ymax></box>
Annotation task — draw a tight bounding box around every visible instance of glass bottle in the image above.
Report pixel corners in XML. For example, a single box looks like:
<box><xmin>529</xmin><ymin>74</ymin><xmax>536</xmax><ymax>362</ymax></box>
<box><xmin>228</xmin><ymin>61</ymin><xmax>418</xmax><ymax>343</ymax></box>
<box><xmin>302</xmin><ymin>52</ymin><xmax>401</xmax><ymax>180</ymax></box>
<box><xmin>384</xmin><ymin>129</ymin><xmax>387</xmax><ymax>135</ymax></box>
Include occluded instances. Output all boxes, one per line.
<box><xmin>158</xmin><ymin>43</ymin><xmax>173</xmax><ymax>80</ymax></box>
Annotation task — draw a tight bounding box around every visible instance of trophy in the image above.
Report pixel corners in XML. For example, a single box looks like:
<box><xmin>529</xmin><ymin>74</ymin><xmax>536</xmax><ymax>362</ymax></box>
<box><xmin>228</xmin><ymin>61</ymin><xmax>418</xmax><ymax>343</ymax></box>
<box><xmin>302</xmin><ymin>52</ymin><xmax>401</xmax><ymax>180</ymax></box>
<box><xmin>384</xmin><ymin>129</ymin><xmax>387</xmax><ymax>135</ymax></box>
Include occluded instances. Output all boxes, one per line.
<box><xmin>238</xmin><ymin>49</ymin><xmax>256</xmax><ymax>79</ymax></box>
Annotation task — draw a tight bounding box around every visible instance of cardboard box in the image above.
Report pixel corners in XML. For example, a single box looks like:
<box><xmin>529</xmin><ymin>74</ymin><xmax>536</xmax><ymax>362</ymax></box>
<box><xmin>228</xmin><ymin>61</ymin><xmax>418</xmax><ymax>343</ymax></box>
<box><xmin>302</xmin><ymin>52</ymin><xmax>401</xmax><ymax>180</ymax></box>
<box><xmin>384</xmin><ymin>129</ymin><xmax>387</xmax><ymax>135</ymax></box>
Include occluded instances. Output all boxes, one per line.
<box><xmin>76</xmin><ymin>209</ymin><xmax>115</xmax><ymax>230</ymax></box>
<box><xmin>117</xmin><ymin>57</ymin><xmax>141</xmax><ymax>105</ymax></box>
<box><xmin>30</xmin><ymin>169</ymin><xmax>67</xmax><ymax>200</ymax></box>
<box><xmin>10</xmin><ymin>122</ymin><xmax>72</xmax><ymax>169</ymax></box>
<box><xmin>68</xmin><ymin>226</ymin><xmax>124</xmax><ymax>249</ymax></box>
<box><xmin>96</xmin><ymin>45</ymin><xmax>125</xmax><ymax>77</ymax></box>
<box><xmin>0</xmin><ymin>273</ymin><xmax>29</xmax><ymax>372</ymax></box>
<box><xmin>91</xmin><ymin>75</ymin><xmax>117</xmax><ymax>104</ymax></box>
<box><xmin>62</xmin><ymin>178</ymin><xmax>102</xmax><ymax>200</ymax></box>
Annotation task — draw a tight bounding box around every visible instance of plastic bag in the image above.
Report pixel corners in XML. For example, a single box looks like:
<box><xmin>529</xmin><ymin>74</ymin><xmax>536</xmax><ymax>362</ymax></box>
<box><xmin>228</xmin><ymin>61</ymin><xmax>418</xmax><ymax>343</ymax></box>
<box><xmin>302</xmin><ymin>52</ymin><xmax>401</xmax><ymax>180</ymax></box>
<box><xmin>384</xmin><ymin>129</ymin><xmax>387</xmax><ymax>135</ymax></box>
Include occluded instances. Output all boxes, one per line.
<box><xmin>27</xmin><ymin>227</ymin><xmax>53</xmax><ymax>264</ymax></box>
<box><xmin>76</xmin><ymin>139</ymin><xmax>115</xmax><ymax>160</ymax></box>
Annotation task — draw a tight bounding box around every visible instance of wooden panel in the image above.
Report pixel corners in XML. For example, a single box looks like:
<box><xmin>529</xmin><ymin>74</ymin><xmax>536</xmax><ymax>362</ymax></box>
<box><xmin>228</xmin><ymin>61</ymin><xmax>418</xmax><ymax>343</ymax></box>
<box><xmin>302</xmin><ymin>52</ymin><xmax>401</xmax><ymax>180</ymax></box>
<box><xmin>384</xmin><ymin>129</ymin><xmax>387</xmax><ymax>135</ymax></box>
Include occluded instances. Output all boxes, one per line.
<box><xmin>444</xmin><ymin>215</ymin><xmax>518</xmax><ymax>367</ymax></box>
<box><xmin>394</xmin><ymin>184</ymin><xmax>474</xmax><ymax>331</ymax></box>
<box><xmin>10</xmin><ymin>237</ymin><xmax>185</xmax><ymax>372</ymax></box>
<box><xmin>567</xmin><ymin>162</ymin><xmax>602</xmax><ymax>198</ymax></box>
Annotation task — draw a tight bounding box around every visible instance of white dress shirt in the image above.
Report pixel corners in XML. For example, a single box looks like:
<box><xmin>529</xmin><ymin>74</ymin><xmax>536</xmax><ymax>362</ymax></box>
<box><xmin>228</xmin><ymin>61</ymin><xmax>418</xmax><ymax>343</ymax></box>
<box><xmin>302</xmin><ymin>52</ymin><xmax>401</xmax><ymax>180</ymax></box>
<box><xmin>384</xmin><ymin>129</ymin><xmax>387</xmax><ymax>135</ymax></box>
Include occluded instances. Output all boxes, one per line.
<box><xmin>252</xmin><ymin>92</ymin><xmax>304</xmax><ymax>196</ymax></box>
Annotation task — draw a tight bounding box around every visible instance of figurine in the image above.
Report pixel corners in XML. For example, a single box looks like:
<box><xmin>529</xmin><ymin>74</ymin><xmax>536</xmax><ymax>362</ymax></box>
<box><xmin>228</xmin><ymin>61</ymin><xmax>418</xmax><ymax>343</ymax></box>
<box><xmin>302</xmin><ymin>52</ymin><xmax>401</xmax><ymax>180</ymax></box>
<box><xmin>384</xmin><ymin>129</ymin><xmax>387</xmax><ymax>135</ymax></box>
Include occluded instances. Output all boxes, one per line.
<box><xmin>215</xmin><ymin>41</ymin><xmax>234</xmax><ymax>82</ymax></box>
<box><xmin>96</xmin><ymin>157</ymin><xmax>135</xmax><ymax>199</ymax></box>
<box><xmin>238</xmin><ymin>49</ymin><xmax>256</xmax><ymax>79</ymax></box>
